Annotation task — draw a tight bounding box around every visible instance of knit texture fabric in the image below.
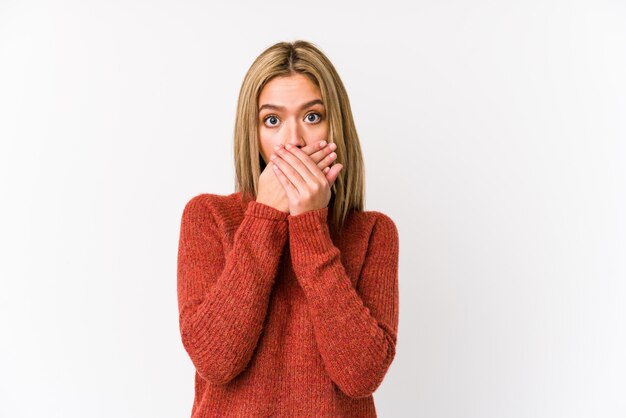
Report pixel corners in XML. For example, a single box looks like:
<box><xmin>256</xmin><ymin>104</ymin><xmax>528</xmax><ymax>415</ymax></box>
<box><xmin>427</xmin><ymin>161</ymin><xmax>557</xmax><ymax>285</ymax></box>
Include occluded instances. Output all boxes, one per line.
<box><xmin>177</xmin><ymin>191</ymin><xmax>400</xmax><ymax>417</ymax></box>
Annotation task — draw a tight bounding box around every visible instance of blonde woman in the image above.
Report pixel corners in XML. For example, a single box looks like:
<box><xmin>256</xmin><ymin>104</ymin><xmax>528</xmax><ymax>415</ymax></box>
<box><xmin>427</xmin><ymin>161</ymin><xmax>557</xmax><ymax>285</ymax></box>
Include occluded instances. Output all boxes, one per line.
<box><xmin>177</xmin><ymin>40</ymin><xmax>400</xmax><ymax>417</ymax></box>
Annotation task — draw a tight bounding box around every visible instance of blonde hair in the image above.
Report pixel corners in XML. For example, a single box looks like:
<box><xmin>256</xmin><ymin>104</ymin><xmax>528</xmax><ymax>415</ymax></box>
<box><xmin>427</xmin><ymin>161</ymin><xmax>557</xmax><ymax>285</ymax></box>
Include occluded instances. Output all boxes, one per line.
<box><xmin>233</xmin><ymin>40</ymin><xmax>365</xmax><ymax>240</ymax></box>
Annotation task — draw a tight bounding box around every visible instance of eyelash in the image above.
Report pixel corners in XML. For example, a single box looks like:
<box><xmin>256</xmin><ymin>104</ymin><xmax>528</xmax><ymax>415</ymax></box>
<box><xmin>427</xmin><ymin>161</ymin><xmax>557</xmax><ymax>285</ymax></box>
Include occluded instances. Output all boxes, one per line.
<box><xmin>262</xmin><ymin>112</ymin><xmax>323</xmax><ymax>128</ymax></box>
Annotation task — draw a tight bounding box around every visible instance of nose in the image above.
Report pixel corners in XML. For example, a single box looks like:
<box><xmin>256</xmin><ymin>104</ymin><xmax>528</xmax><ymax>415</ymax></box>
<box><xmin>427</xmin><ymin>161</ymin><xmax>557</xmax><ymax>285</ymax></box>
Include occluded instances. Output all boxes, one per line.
<box><xmin>283</xmin><ymin>119</ymin><xmax>306</xmax><ymax>149</ymax></box>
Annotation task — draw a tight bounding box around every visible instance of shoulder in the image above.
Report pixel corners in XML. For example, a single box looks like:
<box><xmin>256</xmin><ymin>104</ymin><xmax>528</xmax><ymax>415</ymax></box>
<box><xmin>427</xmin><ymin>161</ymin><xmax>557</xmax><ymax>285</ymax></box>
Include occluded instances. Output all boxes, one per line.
<box><xmin>354</xmin><ymin>209</ymin><xmax>397</xmax><ymax>233</ymax></box>
<box><xmin>181</xmin><ymin>192</ymin><xmax>243</xmax><ymax>223</ymax></box>
<box><xmin>360</xmin><ymin>210</ymin><xmax>399</xmax><ymax>243</ymax></box>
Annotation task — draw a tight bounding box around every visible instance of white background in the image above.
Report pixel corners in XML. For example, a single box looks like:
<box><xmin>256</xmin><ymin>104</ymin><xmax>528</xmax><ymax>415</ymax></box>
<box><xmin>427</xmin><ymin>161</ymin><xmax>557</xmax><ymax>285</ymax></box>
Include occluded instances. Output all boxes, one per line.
<box><xmin>1</xmin><ymin>1</ymin><xmax>625</xmax><ymax>417</ymax></box>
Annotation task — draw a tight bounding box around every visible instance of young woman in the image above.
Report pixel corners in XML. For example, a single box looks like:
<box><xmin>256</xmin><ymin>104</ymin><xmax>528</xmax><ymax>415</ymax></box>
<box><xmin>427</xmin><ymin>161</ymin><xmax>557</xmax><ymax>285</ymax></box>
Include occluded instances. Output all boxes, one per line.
<box><xmin>177</xmin><ymin>40</ymin><xmax>400</xmax><ymax>417</ymax></box>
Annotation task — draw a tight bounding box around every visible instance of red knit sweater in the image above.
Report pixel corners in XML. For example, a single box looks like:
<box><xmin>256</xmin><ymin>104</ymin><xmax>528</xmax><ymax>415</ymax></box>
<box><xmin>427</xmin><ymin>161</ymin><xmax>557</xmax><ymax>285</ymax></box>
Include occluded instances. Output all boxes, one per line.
<box><xmin>176</xmin><ymin>191</ymin><xmax>399</xmax><ymax>417</ymax></box>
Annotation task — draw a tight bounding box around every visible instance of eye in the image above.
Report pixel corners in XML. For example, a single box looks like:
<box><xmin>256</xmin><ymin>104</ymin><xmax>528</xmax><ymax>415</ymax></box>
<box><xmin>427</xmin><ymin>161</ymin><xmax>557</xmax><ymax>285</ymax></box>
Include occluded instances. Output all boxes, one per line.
<box><xmin>263</xmin><ymin>114</ymin><xmax>280</xmax><ymax>127</ymax></box>
<box><xmin>306</xmin><ymin>112</ymin><xmax>322</xmax><ymax>123</ymax></box>
<box><xmin>262</xmin><ymin>112</ymin><xmax>323</xmax><ymax>128</ymax></box>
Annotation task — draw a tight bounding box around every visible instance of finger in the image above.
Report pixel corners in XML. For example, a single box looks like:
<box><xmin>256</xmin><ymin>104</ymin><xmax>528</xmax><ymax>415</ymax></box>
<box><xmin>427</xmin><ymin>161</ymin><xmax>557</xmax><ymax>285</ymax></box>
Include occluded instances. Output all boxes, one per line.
<box><xmin>272</xmin><ymin>159</ymin><xmax>298</xmax><ymax>198</ymax></box>
<box><xmin>271</xmin><ymin>153</ymin><xmax>308</xmax><ymax>193</ymax></box>
<box><xmin>318</xmin><ymin>149</ymin><xmax>337</xmax><ymax>171</ymax></box>
<box><xmin>302</xmin><ymin>140</ymin><xmax>328</xmax><ymax>158</ymax></box>
<box><xmin>326</xmin><ymin>164</ymin><xmax>343</xmax><ymax>186</ymax></box>
<box><xmin>307</xmin><ymin>141</ymin><xmax>337</xmax><ymax>167</ymax></box>
<box><xmin>273</xmin><ymin>146</ymin><xmax>316</xmax><ymax>190</ymax></box>
<box><xmin>275</xmin><ymin>141</ymin><xmax>335</xmax><ymax>182</ymax></box>
<box><xmin>287</xmin><ymin>141</ymin><xmax>334</xmax><ymax>163</ymax></box>
<box><xmin>281</xmin><ymin>144</ymin><xmax>326</xmax><ymax>184</ymax></box>
<box><xmin>323</xmin><ymin>166</ymin><xmax>332</xmax><ymax>182</ymax></box>
<box><xmin>284</xmin><ymin>141</ymin><xmax>324</xmax><ymax>160</ymax></box>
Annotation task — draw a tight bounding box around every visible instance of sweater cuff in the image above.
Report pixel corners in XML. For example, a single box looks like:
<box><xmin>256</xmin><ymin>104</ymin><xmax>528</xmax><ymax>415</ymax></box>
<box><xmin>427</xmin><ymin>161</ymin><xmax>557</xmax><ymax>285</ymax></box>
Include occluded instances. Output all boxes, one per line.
<box><xmin>246</xmin><ymin>200</ymin><xmax>289</xmax><ymax>221</ymax></box>
<box><xmin>287</xmin><ymin>206</ymin><xmax>332</xmax><ymax>252</ymax></box>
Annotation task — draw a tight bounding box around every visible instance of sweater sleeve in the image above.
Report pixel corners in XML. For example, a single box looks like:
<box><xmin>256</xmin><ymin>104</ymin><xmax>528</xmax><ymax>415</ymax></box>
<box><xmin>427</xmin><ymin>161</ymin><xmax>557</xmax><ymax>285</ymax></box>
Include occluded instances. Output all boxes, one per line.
<box><xmin>177</xmin><ymin>195</ymin><xmax>288</xmax><ymax>385</ymax></box>
<box><xmin>286</xmin><ymin>207</ymin><xmax>399</xmax><ymax>398</ymax></box>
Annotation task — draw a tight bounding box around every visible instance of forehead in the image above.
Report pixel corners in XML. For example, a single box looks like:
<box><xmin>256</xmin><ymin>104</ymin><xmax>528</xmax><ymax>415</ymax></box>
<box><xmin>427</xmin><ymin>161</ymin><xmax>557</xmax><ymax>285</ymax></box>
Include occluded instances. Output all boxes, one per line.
<box><xmin>259</xmin><ymin>73</ymin><xmax>321</xmax><ymax>104</ymax></box>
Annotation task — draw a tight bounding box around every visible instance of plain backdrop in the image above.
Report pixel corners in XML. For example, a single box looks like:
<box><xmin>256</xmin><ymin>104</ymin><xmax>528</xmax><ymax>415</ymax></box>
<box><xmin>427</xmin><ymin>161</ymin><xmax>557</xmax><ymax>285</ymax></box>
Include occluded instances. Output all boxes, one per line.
<box><xmin>1</xmin><ymin>1</ymin><xmax>625</xmax><ymax>417</ymax></box>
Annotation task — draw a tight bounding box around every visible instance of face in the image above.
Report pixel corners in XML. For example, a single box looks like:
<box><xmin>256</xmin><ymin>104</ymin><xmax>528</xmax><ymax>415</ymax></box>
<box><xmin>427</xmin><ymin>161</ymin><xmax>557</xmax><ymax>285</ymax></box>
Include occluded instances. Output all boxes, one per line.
<box><xmin>257</xmin><ymin>73</ymin><xmax>329</xmax><ymax>165</ymax></box>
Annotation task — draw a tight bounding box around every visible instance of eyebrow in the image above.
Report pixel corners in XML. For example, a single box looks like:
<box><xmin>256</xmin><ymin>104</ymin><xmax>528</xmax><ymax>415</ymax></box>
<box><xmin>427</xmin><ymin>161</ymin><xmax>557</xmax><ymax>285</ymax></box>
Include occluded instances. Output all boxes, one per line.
<box><xmin>258</xmin><ymin>99</ymin><xmax>324</xmax><ymax>113</ymax></box>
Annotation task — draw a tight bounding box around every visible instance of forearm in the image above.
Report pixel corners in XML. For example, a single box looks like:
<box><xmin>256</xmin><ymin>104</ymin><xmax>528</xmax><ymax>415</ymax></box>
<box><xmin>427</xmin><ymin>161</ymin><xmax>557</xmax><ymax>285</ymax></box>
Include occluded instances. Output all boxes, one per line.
<box><xmin>287</xmin><ymin>208</ymin><xmax>398</xmax><ymax>398</ymax></box>
<box><xmin>178</xmin><ymin>199</ymin><xmax>288</xmax><ymax>384</ymax></box>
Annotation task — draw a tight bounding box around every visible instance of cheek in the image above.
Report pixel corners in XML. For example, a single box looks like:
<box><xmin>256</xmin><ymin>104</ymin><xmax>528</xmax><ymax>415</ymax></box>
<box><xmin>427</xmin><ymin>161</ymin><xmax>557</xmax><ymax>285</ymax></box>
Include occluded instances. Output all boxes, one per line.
<box><xmin>258</xmin><ymin>136</ymin><xmax>273</xmax><ymax>162</ymax></box>
<box><xmin>316</xmin><ymin>123</ymin><xmax>329</xmax><ymax>141</ymax></box>
<box><xmin>319</xmin><ymin>118</ymin><xmax>329</xmax><ymax>132</ymax></box>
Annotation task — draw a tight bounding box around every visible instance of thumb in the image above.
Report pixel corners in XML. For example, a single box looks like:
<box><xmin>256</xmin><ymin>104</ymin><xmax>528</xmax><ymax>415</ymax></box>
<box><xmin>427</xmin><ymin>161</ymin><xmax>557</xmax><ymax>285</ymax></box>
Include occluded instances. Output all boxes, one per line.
<box><xmin>325</xmin><ymin>164</ymin><xmax>343</xmax><ymax>187</ymax></box>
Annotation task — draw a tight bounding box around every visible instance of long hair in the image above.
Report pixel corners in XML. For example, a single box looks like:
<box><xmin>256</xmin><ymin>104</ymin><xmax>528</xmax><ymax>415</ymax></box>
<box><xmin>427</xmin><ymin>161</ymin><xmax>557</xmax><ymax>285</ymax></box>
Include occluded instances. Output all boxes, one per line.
<box><xmin>233</xmin><ymin>40</ymin><xmax>365</xmax><ymax>241</ymax></box>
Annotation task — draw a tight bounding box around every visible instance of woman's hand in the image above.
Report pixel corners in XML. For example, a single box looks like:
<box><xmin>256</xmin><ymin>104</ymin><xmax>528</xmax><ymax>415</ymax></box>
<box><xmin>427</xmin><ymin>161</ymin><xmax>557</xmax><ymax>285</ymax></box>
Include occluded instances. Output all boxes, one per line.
<box><xmin>270</xmin><ymin>143</ymin><xmax>343</xmax><ymax>216</ymax></box>
<box><xmin>257</xmin><ymin>140</ymin><xmax>339</xmax><ymax>213</ymax></box>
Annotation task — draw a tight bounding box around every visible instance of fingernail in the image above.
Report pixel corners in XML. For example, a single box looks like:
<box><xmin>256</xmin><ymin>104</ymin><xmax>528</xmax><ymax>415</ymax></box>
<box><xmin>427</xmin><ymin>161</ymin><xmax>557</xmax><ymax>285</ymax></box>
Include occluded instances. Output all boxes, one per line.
<box><xmin>273</xmin><ymin>145</ymin><xmax>280</xmax><ymax>150</ymax></box>
<box><xmin>286</xmin><ymin>144</ymin><xmax>293</xmax><ymax>149</ymax></box>
<box><xmin>320</xmin><ymin>140</ymin><xmax>326</xmax><ymax>147</ymax></box>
